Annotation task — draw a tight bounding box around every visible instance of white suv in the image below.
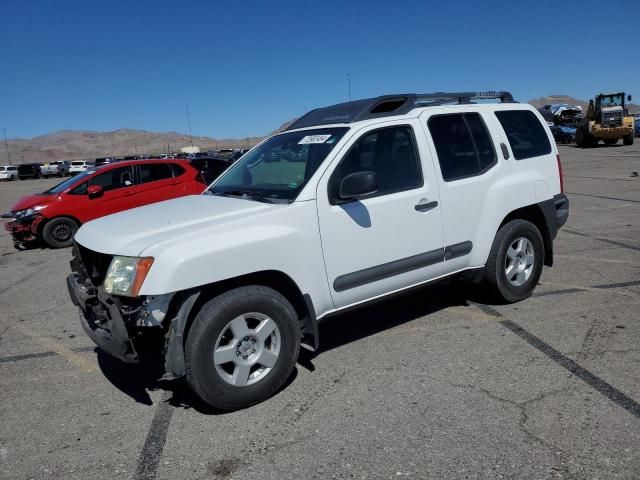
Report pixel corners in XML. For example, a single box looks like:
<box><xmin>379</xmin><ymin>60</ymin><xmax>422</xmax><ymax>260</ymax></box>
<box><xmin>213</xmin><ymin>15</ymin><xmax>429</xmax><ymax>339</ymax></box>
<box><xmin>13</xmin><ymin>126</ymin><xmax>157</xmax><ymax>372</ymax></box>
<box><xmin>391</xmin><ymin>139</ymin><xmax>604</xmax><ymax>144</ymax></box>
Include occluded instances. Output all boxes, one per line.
<box><xmin>67</xmin><ymin>91</ymin><xmax>569</xmax><ymax>410</ymax></box>
<box><xmin>69</xmin><ymin>160</ymin><xmax>93</xmax><ymax>175</ymax></box>
<box><xmin>0</xmin><ymin>165</ymin><xmax>18</xmax><ymax>180</ymax></box>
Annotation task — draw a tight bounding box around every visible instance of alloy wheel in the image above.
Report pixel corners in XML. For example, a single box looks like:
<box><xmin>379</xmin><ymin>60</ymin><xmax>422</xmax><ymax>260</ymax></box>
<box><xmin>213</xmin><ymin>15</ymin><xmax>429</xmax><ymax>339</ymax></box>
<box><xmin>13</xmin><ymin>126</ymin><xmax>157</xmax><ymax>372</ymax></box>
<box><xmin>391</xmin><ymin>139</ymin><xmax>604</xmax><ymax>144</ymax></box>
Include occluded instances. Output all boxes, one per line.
<box><xmin>504</xmin><ymin>237</ymin><xmax>535</xmax><ymax>287</ymax></box>
<box><xmin>213</xmin><ymin>312</ymin><xmax>281</xmax><ymax>387</ymax></box>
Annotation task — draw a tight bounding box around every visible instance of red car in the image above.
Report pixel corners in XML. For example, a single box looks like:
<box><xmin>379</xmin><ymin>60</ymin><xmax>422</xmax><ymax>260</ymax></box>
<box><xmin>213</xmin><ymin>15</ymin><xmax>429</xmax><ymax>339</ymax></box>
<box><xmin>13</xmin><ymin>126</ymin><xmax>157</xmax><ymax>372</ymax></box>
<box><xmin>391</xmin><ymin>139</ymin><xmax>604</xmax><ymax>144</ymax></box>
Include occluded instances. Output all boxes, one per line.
<box><xmin>3</xmin><ymin>159</ymin><xmax>208</xmax><ymax>248</ymax></box>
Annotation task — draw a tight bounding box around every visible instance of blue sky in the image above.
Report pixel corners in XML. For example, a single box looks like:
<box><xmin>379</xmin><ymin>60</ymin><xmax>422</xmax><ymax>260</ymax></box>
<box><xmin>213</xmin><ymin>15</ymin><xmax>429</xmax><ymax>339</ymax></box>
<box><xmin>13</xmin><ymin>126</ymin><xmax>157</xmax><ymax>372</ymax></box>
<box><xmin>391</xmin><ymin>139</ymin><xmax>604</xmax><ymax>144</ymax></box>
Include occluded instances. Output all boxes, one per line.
<box><xmin>1</xmin><ymin>0</ymin><xmax>638</xmax><ymax>139</ymax></box>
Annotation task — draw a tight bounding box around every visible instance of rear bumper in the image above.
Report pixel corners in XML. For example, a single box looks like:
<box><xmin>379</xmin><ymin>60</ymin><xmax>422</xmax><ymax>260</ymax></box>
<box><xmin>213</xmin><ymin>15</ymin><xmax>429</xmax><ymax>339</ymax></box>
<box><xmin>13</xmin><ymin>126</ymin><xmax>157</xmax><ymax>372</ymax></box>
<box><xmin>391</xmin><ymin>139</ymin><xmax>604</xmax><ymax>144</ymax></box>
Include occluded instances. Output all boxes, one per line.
<box><xmin>67</xmin><ymin>273</ymin><xmax>139</xmax><ymax>363</ymax></box>
<box><xmin>553</xmin><ymin>193</ymin><xmax>569</xmax><ymax>229</ymax></box>
<box><xmin>539</xmin><ymin>193</ymin><xmax>570</xmax><ymax>239</ymax></box>
<box><xmin>538</xmin><ymin>193</ymin><xmax>569</xmax><ymax>267</ymax></box>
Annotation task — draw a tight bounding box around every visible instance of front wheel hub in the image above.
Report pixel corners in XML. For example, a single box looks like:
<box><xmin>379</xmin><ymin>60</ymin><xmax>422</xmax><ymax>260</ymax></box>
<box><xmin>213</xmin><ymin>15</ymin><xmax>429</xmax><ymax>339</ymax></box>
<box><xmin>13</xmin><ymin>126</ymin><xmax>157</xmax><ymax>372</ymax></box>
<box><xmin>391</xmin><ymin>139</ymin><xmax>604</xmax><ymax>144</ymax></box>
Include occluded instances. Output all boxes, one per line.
<box><xmin>213</xmin><ymin>313</ymin><xmax>281</xmax><ymax>387</ymax></box>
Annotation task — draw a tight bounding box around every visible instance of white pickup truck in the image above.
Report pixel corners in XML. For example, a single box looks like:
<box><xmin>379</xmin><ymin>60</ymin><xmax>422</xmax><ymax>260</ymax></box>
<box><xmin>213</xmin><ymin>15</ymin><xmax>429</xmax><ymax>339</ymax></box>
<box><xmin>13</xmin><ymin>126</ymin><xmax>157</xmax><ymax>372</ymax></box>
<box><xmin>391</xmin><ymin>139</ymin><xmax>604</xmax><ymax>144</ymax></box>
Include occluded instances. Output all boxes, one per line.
<box><xmin>40</xmin><ymin>161</ymin><xmax>70</xmax><ymax>177</ymax></box>
<box><xmin>67</xmin><ymin>91</ymin><xmax>569</xmax><ymax>410</ymax></box>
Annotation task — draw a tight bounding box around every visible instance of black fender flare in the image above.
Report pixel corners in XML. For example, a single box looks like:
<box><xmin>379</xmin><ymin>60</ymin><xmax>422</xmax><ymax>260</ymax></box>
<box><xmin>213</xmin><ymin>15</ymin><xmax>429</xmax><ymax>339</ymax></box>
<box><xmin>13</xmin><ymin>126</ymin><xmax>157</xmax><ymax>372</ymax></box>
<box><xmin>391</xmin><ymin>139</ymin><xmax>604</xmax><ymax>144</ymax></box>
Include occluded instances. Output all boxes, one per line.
<box><xmin>163</xmin><ymin>290</ymin><xmax>200</xmax><ymax>379</ymax></box>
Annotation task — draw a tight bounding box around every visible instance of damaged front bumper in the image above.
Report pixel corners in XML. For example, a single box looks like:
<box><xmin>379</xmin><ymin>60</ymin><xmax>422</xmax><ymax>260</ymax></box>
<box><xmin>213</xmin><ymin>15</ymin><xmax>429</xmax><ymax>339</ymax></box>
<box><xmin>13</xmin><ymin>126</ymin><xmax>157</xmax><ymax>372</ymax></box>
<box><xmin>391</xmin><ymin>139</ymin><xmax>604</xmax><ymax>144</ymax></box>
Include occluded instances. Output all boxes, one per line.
<box><xmin>4</xmin><ymin>214</ymin><xmax>45</xmax><ymax>244</ymax></box>
<box><xmin>67</xmin><ymin>273</ymin><xmax>139</xmax><ymax>363</ymax></box>
<box><xmin>67</xmin><ymin>244</ymin><xmax>198</xmax><ymax>377</ymax></box>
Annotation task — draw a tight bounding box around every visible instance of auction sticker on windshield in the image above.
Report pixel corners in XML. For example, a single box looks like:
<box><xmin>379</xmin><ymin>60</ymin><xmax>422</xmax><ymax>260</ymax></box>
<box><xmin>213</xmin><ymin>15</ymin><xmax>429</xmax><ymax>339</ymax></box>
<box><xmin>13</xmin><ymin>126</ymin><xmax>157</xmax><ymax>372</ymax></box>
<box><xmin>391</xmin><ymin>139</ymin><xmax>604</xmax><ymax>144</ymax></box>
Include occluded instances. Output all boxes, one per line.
<box><xmin>299</xmin><ymin>134</ymin><xmax>331</xmax><ymax>144</ymax></box>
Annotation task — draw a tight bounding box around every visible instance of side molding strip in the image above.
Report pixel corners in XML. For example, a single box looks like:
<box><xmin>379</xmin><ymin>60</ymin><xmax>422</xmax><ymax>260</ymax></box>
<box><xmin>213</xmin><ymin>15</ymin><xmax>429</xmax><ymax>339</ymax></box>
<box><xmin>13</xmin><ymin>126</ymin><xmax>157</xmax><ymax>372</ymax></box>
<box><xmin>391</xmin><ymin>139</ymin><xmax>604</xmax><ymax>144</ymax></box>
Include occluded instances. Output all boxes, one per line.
<box><xmin>444</xmin><ymin>241</ymin><xmax>473</xmax><ymax>260</ymax></box>
<box><xmin>333</xmin><ymin>241</ymin><xmax>473</xmax><ymax>292</ymax></box>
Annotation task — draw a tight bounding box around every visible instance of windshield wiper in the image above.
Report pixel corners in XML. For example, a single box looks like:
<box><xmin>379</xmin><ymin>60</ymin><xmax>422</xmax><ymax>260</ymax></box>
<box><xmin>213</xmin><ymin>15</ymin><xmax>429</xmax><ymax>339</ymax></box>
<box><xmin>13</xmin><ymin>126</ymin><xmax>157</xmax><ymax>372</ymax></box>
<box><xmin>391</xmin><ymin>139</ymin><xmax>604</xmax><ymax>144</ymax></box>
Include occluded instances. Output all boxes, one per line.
<box><xmin>211</xmin><ymin>189</ymin><xmax>275</xmax><ymax>204</ymax></box>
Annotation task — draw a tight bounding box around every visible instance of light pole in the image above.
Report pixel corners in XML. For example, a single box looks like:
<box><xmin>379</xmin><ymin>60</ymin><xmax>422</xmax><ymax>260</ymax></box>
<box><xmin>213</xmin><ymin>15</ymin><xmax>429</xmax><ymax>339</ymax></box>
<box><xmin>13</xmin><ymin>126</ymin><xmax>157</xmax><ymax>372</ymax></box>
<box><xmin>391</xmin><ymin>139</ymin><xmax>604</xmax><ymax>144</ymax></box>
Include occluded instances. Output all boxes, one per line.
<box><xmin>347</xmin><ymin>73</ymin><xmax>351</xmax><ymax>101</ymax></box>
<box><xmin>185</xmin><ymin>104</ymin><xmax>193</xmax><ymax>146</ymax></box>
<box><xmin>3</xmin><ymin>128</ymin><xmax>11</xmax><ymax>165</ymax></box>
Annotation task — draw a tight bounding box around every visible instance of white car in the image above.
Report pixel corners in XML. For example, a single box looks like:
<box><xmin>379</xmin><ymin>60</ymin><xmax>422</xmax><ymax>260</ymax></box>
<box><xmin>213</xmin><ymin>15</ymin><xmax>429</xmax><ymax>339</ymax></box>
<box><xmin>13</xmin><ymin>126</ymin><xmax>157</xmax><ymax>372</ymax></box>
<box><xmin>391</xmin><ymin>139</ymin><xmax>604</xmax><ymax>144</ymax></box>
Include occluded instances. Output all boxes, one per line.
<box><xmin>68</xmin><ymin>91</ymin><xmax>569</xmax><ymax>410</ymax></box>
<box><xmin>0</xmin><ymin>165</ymin><xmax>18</xmax><ymax>181</ymax></box>
<box><xmin>69</xmin><ymin>161</ymin><xmax>93</xmax><ymax>175</ymax></box>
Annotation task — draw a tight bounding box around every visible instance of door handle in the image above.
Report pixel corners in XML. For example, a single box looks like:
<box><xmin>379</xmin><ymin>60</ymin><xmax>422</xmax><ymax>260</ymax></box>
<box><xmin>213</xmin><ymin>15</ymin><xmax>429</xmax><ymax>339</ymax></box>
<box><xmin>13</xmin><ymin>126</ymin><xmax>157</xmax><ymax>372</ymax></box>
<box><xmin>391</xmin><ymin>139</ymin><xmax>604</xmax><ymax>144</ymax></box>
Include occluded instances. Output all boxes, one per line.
<box><xmin>500</xmin><ymin>143</ymin><xmax>510</xmax><ymax>160</ymax></box>
<box><xmin>415</xmin><ymin>200</ymin><xmax>438</xmax><ymax>212</ymax></box>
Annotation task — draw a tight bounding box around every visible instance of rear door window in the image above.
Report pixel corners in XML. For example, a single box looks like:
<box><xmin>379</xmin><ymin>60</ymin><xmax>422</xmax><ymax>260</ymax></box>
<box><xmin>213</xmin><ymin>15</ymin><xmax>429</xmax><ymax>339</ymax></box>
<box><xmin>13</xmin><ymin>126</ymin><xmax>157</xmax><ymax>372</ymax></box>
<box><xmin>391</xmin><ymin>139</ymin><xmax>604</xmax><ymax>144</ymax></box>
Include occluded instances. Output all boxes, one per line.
<box><xmin>427</xmin><ymin>113</ymin><xmax>497</xmax><ymax>181</ymax></box>
<box><xmin>169</xmin><ymin>163</ymin><xmax>186</xmax><ymax>177</ymax></box>
<box><xmin>494</xmin><ymin>110</ymin><xmax>552</xmax><ymax>160</ymax></box>
<box><xmin>139</xmin><ymin>163</ymin><xmax>174</xmax><ymax>183</ymax></box>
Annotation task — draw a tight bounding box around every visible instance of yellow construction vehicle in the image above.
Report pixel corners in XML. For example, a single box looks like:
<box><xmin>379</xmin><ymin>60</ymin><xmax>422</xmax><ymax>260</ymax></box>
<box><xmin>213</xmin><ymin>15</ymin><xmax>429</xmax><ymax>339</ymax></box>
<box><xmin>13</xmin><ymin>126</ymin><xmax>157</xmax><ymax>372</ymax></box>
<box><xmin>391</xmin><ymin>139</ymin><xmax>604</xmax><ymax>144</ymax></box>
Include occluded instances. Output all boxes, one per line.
<box><xmin>575</xmin><ymin>92</ymin><xmax>634</xmax><ymax>147</ymax></box>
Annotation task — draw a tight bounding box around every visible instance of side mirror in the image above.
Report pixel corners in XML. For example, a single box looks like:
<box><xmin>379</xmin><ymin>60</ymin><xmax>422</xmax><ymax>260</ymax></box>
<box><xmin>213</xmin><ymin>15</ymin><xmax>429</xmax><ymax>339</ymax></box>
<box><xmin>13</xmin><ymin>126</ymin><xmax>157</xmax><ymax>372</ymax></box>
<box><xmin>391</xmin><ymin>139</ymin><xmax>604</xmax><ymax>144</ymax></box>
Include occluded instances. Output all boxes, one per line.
<box><xmin>339</xmin><ymin>171</ymin><xmax>378</xmax><ymax>200</ymax></box>
<box><xmin>628</xmin><ymin>95</ymin><xmax>632</xmax><ymax>102</ymax></box>
<box><xmin>87</xmin><ymin>184</ymin><xmax>103</xmax><ymax>197</ymax></box>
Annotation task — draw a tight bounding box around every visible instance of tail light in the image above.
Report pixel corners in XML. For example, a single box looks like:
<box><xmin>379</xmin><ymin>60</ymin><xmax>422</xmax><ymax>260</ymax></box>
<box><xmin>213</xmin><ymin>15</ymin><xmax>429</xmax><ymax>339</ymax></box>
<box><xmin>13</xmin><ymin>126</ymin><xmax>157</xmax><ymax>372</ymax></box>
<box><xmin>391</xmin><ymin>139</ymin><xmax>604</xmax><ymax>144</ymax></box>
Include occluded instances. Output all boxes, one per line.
<box><xmin>556</xmin><ymin>154</ymin><xmax>564</xmax><ymax>193</ymax></box>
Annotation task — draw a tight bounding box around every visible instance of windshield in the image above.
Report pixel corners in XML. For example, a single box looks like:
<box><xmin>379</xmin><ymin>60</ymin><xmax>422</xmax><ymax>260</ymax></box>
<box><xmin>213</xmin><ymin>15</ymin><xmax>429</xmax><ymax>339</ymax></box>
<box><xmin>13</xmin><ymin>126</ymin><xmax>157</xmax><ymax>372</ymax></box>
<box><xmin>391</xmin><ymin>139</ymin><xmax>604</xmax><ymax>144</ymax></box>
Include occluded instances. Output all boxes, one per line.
<box><xmin>42</xmin><ymin>169</ymin><xmax>95</xmax><ymax>194</ymax></box>
<box><xmin>71</xmin><ymin>161</ymin><xmax>85</xmax><ymax>166</ymax></box>
<box><xmin>207</xmin><ymin>127</ymin><xmax>349</xmax><ymax>202</ymax></box>
<box><xmin>601</xmin><ymin>95</ymin><xmax>623</xmax><ymax>107</ymax></box>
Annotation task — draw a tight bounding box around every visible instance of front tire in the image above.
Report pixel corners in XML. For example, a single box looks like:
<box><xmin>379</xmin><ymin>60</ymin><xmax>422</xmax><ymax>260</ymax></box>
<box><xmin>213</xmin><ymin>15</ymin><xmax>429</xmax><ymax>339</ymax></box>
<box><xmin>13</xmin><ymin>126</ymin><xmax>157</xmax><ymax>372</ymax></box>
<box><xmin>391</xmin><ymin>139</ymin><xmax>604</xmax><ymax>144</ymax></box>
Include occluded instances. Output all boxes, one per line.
<box><xmin>185</xmin><ymin>286</ymin><xmax>301</xmax><ymax>411</ymax></box>
<box><xmin>42</xmin><ymin>217</ymin><xmax>78</xmax><ymax>248</ymax></box>
<box><xmin>575</xmin><ymin>127</ymin><xmax>591</xmax><ymax>148</ymax></box>
<box><xmin>623</xmin><ymin>134</ymin><xmax>634</xmax><ymax>146</ymax></box>
<box><xmin>483</xmin><ymin>219</ymin><xmax>544</xmax><ymax>303</ymax></box>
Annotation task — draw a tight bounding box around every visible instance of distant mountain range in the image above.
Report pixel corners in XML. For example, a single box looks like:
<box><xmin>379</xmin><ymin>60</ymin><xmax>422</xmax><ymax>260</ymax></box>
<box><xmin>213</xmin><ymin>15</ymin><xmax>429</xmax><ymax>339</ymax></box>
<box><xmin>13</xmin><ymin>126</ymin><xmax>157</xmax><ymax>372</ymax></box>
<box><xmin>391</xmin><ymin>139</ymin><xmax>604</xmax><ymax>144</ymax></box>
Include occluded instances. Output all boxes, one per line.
<box><xmin>1</xmin><ymin>96</ymin><xmax>637</xmax><ymax>165</ymax></box>
<box><xmin>0</xmin><ymin>129</ymin><xmax>269</xmax><ymax>164</ymax></box>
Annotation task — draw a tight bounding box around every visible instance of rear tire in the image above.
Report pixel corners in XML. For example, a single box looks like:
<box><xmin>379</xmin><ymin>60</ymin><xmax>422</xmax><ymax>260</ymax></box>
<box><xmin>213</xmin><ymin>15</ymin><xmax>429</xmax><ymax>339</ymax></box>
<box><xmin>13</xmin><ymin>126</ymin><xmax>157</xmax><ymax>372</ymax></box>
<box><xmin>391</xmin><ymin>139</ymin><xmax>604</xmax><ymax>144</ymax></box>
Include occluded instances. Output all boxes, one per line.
<box><xmin>185</xmin><ymin>286</ymin><xmax>301</xmax><ymax>411</ymax></box>
<box><xmin>623</xmin><ymin>134</ymin><xmax>634</xmax><ymax>146</ymax></box>
<box><xmin>42</xmin><ymin>217</ymin><xmax>78</xmax><ymax>248</ymax></box>
<box><xmin>483</xmin><ymin>219</ymin><xmax>544</xmax><ymax>303</ymax></box>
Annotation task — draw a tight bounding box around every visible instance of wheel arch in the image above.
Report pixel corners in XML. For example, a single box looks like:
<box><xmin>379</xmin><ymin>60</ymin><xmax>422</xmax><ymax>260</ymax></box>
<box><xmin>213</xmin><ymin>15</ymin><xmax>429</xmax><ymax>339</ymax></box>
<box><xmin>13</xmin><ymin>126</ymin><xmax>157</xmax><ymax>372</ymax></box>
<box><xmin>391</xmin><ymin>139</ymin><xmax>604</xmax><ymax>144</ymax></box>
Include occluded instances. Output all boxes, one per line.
<box><xmin>38</xmin><ymin>214</ymin><xmax>82</xmax><ymax>232</ymax></box>
<box><xmin>499</xmin><ymin>204</ymin><xmax>553</xmax><ymax>267</ymax></box>
<box><xmin>163</xmin><ymin>269</ymin><xmax>318</xmax><ymax>379</ymax></box>
<box><xmin>37</xmin><ymin>215</ymin><xmax>82</xmax><ymax>245</ymax></box>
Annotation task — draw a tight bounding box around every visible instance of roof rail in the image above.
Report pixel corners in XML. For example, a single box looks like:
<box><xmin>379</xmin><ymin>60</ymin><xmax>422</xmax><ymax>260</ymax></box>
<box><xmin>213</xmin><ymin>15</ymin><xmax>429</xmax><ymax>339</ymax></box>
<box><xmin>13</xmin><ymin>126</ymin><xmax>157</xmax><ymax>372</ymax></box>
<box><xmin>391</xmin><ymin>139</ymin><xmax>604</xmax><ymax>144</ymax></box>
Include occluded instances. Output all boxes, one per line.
<box><xmin>285</xmin><ymin>91</ymin><xmax>516</xmax><ymax>131</ymax></box>
<box><xmin>414</xmin><ymin>91</ymin><xmax>515</xmax><ymax>105</ymax></box>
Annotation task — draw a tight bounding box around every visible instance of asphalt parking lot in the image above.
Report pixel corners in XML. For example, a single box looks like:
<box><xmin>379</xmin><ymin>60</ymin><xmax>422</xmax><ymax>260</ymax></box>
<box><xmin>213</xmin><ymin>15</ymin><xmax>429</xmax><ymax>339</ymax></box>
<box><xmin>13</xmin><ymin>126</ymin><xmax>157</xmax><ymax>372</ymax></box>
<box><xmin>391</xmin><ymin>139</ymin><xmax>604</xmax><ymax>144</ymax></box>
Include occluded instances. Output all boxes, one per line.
<box><xmin>1</xmin><ymin>145</ymin><xmax>639</xmax><ymax>480</ymax></box>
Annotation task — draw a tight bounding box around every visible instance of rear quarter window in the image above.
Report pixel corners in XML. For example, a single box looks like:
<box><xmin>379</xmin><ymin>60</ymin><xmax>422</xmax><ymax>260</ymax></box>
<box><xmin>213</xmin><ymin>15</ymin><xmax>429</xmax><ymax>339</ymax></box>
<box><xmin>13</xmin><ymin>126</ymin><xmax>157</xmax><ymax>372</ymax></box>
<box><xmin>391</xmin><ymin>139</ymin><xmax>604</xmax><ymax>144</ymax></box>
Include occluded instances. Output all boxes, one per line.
<box><xmin>494</xmin><ymin>110</ymin><xmax>552</xmax><ymax>160</ymax></box>
<box><xmin>427</xmin><ymin>113</ymin><xmax>497</xmax><ymax>182</ymax></box>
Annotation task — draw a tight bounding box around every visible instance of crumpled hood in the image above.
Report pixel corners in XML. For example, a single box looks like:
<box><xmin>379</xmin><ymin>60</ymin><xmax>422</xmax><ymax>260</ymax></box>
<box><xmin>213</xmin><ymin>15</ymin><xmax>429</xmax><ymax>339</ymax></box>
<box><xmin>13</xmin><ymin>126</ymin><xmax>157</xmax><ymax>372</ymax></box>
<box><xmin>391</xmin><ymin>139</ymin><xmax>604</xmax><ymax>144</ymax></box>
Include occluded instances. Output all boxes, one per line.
<box><xmin>8</xmin><ymin>193</ymin><xmax>55</xmax><ymax>213</ymax></box>
<box><xmin>74</xmin><ymin>194</ymin><xmax>283</xmax><ymax>256</ymax></box>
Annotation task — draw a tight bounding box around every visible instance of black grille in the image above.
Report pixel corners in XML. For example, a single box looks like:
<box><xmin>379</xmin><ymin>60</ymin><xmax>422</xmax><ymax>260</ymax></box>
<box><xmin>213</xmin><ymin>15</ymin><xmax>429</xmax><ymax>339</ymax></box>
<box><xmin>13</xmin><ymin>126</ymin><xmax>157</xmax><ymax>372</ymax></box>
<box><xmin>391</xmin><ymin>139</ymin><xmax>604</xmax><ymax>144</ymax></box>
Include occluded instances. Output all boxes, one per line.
<box><xmin>601</xmin><ymin>110</ymin><xmax>622</xmax><ymax>128</ymax></box>
<box><xmin>75</xmin><ymin>243</ymin><xmax>113</xmax><ymax>286</ymax></box>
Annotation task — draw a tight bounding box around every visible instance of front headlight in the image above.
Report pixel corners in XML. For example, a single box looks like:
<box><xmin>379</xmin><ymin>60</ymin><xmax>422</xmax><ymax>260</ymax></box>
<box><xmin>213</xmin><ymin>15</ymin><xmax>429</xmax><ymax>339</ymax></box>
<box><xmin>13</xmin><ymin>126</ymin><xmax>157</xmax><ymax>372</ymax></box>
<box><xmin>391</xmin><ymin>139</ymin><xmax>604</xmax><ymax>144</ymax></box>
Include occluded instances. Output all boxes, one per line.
<box><xmin>104</xmin><ymin>256</ymin><xmax>154</xmax><ymax>297</ymax></box>
<box><xmin>13</xmin><ymin>205</ymin><xmax>47</xmax><ymax>220</ymax></box>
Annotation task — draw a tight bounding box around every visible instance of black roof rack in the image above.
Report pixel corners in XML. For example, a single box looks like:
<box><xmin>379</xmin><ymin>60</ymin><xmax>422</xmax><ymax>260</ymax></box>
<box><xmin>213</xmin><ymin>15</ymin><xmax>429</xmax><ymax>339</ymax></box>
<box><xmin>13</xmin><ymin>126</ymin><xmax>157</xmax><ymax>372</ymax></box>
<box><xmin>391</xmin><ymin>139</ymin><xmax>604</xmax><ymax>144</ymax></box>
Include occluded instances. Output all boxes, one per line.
<box><xmin>285</xmin><ymin>91</ymin><xmax>515</xmax><ymax>131</ymax></box>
